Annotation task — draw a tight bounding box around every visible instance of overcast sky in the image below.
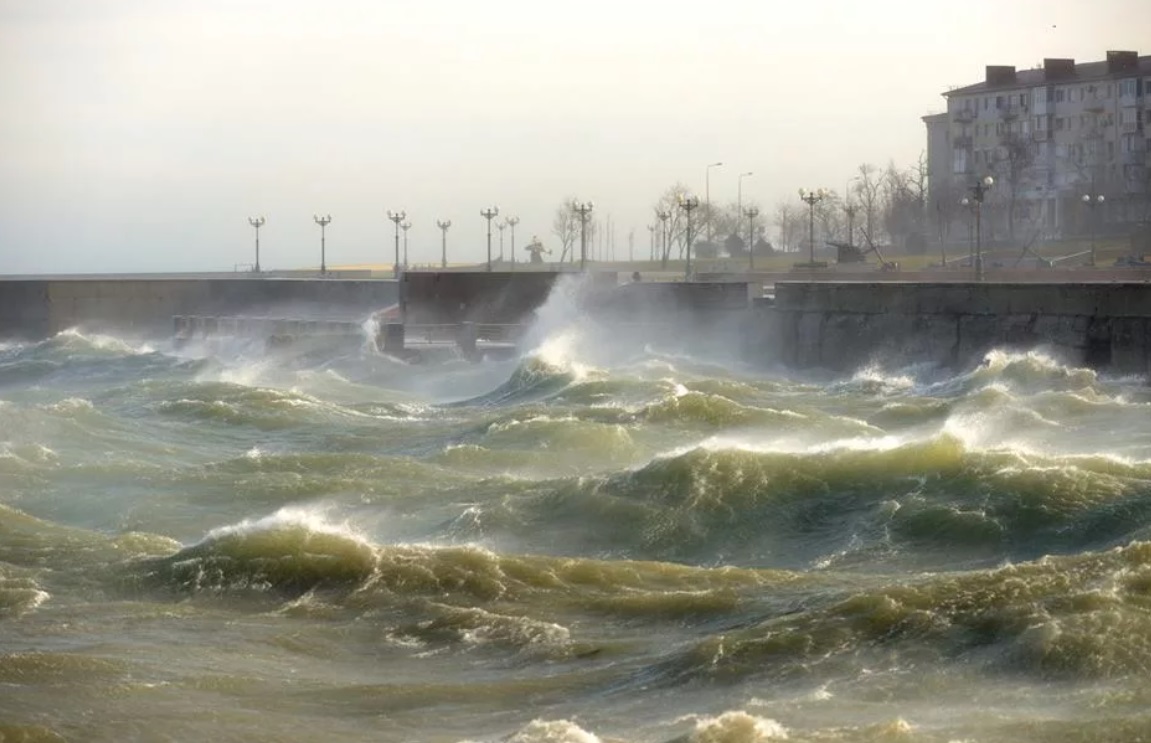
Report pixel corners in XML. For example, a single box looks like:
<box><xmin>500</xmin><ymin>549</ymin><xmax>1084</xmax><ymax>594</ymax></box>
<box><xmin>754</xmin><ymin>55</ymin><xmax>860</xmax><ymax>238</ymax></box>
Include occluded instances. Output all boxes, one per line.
<box><xmin>1</xmin><ymin>0</ymin><xmax>1147</xmax><ymax>273</ymax></box>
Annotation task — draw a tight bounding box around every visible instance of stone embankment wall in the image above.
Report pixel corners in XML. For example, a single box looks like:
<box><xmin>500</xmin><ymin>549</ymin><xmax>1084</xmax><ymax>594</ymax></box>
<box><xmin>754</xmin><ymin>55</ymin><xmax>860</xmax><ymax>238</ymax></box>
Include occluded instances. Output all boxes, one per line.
<box><xmin>763</xmin><ymin>282</ymin><xmax>1151</xmax><ymax>372</ymax></box>
<box><xmin>0</xmin><ymin>278</ymin><xmax>398</xmax><ymax>339</ymax></box>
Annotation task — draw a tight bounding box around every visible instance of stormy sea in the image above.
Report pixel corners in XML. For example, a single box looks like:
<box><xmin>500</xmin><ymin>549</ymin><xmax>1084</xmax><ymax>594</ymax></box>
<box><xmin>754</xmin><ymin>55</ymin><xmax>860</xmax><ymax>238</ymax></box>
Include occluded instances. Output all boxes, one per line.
<box><xmin>3</xmin><ymin>277</ymin><xmax>1151</xmax><ymax>743</ymax></box>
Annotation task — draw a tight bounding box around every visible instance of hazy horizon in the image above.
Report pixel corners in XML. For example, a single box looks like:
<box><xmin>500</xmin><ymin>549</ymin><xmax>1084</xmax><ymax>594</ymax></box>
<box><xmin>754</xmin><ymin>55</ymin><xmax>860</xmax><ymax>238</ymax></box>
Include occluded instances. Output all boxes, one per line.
<box><xmin>2</xmin><ymin>0</ymin><xmax>1148</xmax><ymax>274</ymax></box>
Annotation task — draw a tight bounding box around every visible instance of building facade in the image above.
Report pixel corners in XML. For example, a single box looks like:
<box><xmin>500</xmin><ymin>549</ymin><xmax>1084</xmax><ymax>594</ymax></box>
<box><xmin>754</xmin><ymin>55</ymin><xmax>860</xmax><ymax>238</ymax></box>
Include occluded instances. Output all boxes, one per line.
<box><xmin>926</xmin><ymin>51</ymin><xmax>1150</xmax><ymax>243</ymax></box>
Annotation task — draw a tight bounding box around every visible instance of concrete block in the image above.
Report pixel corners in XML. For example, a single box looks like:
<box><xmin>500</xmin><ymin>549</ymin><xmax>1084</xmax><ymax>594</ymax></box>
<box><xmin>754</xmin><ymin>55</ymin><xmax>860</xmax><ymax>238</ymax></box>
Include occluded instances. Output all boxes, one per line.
<box><xmin>1109</xmin><ymin>317</ymin><xmax>1148</xmax><ymax>374</ymax></box>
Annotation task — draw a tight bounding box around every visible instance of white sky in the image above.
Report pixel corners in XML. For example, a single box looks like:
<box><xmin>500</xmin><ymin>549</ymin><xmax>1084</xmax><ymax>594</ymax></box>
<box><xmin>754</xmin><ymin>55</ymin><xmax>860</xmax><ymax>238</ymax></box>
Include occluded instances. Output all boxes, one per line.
<box><xmin>1</xmin><ymin>0</ymin><xmax>1147</xmax><ymax>273</ymax></box>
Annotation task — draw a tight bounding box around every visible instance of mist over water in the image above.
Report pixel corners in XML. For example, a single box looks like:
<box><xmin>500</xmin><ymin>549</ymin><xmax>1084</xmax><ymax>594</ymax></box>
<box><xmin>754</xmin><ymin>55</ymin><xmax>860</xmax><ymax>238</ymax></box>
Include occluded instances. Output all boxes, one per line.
<box><xmin>3</xmin><ymin>276</ymin><xmax>1151</xmax><ymax>742</ymax></box>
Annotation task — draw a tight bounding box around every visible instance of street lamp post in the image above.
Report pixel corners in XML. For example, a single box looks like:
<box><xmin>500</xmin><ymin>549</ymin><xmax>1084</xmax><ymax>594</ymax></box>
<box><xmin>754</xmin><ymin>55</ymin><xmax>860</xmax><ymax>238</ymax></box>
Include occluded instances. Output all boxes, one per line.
<box><xmin>705</xmin><ymin>161</ymin><xmax>723</xmax><ymax>247</ymax></box>
<box><xmin>436</xmin><ymin>219</ymin><xmax>451</xmax><ymax>268</ymax></box>
<box><xmin>573</xmin><ymin>201</ymin><xmax>594</xmax><ymax>270</ymax></box>
<box><xmin>496</xmin><ymin>219</ymin><xmax>507</xmax><ymax>263</ymax></box>
<box><xmin>647</xmin><ymin>224</ymin><xmax>657</xmax><ymax>261</ymax></box>
<box><xmin>1082</xmin><ymin>193</ymin><xmax>1105</xmax><ymax>267</ymax></box>
<box><xmin>387</xmin><ymin>210</ymin><xmax>406</xmax><ymax>278</ymax></box>
<box><xmin>400</xmin><ymin>220</ymin><xmax>412</xmax><ymax>269</ymax></box>
<box><xmin>480</xmin><ymin>207</ymin><xmax>500</xmax><ymax>271</ymax></box>
<box><xmin>960</xmin><ymin>176</ymin><xmax>994</xmax><ymax>281</ymax></box>
<box><xmin>798</xmin><ymin>189</ymin><xmax>828</xmax><ymax>266</ymax></box>
<box><xmin>656</xmin><ymin>209</ymin><xmax>671</xmax><ymax>269</ymax></box>
<box><xmin>743</xmin><ymin>206</ymin><xmax>759</xmax><ymax>272</ymax></box>
<box><xmin>679</xmin><ymin>194</ymin><xmax>700</xmax><ymax>280</ymax></box>
<box><xmin>505</xmin><ymin>216</ymin><xmax>519</xmax><ymax>268</ymax></box>
<box><xmin>313</xmin><ymin>214</ymin><xmax>331</xmax><ymax>275</ymax></box>
<box><xmin>247</xmin><ymin>216</ymin><xmax>265</xmax><ymax>273</ymax></box>
<box><xmin>737</xmin><ymin>171</ymin><xmax>754</xmax><ymax>220</ymax></box>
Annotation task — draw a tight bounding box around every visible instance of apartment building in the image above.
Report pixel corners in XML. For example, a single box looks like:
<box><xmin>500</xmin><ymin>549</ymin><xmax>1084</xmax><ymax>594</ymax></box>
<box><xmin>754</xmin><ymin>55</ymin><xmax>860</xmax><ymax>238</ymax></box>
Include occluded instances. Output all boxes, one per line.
<box><xmin>925</xmin><ymin>51</ymin><xmax>1150</xmax><ymax>240</ymax></box>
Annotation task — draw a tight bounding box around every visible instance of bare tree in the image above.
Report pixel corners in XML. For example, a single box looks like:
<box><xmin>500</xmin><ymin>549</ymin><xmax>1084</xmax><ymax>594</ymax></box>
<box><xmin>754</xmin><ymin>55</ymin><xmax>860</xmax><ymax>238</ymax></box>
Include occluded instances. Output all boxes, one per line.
<box><xmin>651</xmin><ymin>183</ymin><xmax>691</xmax><ymax>264</ymax></box>
<box><xmin>853</xmin><ymin>163</ymin><xmax>885</xmax><ymax>246</ymax></box>
<box><xmin>991</xmin><ymin>132</ymin><xmax>1035</xmax><ymax>243</ymax></box>
<box><xmin>929</xmin><ymin>178</ymin><xmax>962</xmax><ymax>265</ymax></box>
<box><xmin>551</xmin><ymin>196</ymin><xmax>597</xmax><ymax>264</ymax></box>
<box><xmin>815</xmin><ymin>191</ymin><xmax>845</xmax><ymax>245</ymax></box>
<box><xmin>774</xmin><ymin>203</ymin><xmax>803</xmax><ymax>252</ymax></box>
<box><xmin>883</xmin><ymin>157</ymin><xmax>928</xmax><ymax>253</ymax></box>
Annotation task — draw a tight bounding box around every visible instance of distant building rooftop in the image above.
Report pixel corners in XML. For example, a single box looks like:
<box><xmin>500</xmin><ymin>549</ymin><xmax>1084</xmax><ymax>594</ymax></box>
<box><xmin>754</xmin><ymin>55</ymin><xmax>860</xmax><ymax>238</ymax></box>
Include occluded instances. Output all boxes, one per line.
<box><xmin>945</xmin><ymin>51</ymin><xmax>1151</xmax><ymax>96</ymax></box>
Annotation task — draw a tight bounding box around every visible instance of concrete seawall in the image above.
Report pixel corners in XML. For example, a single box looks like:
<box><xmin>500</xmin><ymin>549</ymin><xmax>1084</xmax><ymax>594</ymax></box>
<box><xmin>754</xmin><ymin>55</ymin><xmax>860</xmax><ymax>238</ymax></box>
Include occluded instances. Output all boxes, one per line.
<box><xmin>0</xmin><ymin>278</ymin><xmax>397</xmax><ymax>339</ymax></box>
<box><xmin>765</xmin><ymin>282</ymin><xmax>1151</xmax><ymax>373</ymax></box>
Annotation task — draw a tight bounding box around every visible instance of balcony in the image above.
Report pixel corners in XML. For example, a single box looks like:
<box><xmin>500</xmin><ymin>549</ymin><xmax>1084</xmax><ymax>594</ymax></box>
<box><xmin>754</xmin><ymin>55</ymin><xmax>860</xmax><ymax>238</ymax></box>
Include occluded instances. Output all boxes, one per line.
<box><xmin>999</xmin><ymin>103</ymin><xmax>1027</xmax><ymax>119</ymax></box>
<box><xmin>953</xmin><ymin>135</ymin><xmax>973</xmax><ymax>148</ymax></box>
<box><xmin>1032</xmin><ymin>130</ymin><xmax>1050</xmax><ymax>141</ymax></box>
<box><xmin>1085</xmin><ymin>97</ymin><xmax>1107</xmax><ymax>112</ymax></box>
<box><xmin>953</xmin><ymin>108</ymin><xmax>976</xmax><ymax>123</ymax></box>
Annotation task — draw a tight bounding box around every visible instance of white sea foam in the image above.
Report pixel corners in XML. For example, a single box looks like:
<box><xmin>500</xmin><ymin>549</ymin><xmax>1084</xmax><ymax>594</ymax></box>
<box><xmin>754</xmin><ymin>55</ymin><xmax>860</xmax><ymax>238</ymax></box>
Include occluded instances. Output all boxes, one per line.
<box><xmin>677</xmin><ymin>710</ymin><xmax>789</xmax><ymax>742</ymax></box>
<box><xmin>54</xmin><ymin>328</ymin><xmax>156</xmax><ymax>355</ymax></box>
<box><xmin>200</xmin><ymin>505</ymin><xmax>369</xmax><ymax>546</ymax></box>
<box><xmin>504</xmin><ymin>719</ymin><xmax>602</xmax><ymax>743</ymax></box>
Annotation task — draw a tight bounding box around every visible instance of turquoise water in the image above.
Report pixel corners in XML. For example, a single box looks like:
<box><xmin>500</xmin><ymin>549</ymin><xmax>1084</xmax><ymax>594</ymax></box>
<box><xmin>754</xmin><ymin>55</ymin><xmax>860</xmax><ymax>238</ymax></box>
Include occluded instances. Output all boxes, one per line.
<box><xmin>3</xmin><ymin>280</ymin><xmax>1151</xmax><ymax>742</ymax></box>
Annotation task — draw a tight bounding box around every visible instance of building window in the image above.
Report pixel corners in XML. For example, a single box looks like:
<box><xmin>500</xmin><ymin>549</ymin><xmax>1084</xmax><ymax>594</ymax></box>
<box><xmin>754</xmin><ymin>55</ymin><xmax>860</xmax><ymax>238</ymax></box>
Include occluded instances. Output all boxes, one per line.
<box><xmin>1056</xmin><ymin>89</ymin><xmax>1065</xmax><ymax>103</ymax></box>
<box><xmin>1121</xmin><ymin>79</ymin><xmax>1137</xmax><ymax>97</ymax></box>
<box><xmin>1055</xmin><ymin>117</ymin><xmax>1064</xmax><ymax>131</ymax></box>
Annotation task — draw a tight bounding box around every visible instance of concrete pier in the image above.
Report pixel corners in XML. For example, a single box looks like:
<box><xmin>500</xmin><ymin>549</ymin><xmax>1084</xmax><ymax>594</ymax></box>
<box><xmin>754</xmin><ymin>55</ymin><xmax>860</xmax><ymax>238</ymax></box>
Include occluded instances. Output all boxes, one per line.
<box><xmin>0</xmin><ymin>277</ymin><xmax>397</xmax><ymax>339</ymax></box>
<box><xmin>760</xmin><ymin>282</ymin><xmax>1151</xmax><ymax>373</ymax></box>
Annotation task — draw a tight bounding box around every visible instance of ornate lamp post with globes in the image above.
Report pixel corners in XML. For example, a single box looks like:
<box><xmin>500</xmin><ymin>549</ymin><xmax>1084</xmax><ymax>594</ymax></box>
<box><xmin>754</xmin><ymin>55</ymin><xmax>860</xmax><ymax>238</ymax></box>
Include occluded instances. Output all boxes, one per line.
<box><xmin>387</xmin><ymin>209</ymin><xmax>406</xmax><ymax>278</ymax></box>
<box><xmin>480</xmin><ymin>207</ymin><xmax>500</xmax><ymax>271</ymax></box>
<box><xmin>313</xmin><ymin>214</ymin><xmax>331</xmax><ymax>275</ymax></box>
<box><xmin>1082</xmin><ymin>192</ymin><xmax>1105</xmax><ymax>267</ymax></box>
<box><xmin>247</xmin><ymin>216</ymin><xmax>265</xmax><ymax>273</ymax></box>
<box><xmin>505</xmin><ymin>216</ymin><xmax>519</xmax><ymax>268</ymax></box>
<box><xmin>960</xmin><ymin>176</ymin><xmax>994</xmax><ymax>281</ymax></box>
<box><xmin>798</xmin><ymin>188</ymin><xmax>828</xmax><ymax>266</ymax></box>
<box><xmin>679</xmin><ymin>194</ymin><xmax>700</xmax><ymax>280</ymax></box>
<box><xmin>436</xmin><ymin>219</ymin><xmax>451</xmax><ymax>268</ymax></box>
<box><xmin>573</xmin><ymin>201</ymin><xmax>594</xmax><ymax>270</ymax></box>
<box><xmin>656</xmin><ymin>209</ymin><xmax>671</xmax><ymax>269</ymax></box>
<box><xmin>743</xmin><ymin>206</ymin><xmax>759</xmax><ymax>272</ymax></box>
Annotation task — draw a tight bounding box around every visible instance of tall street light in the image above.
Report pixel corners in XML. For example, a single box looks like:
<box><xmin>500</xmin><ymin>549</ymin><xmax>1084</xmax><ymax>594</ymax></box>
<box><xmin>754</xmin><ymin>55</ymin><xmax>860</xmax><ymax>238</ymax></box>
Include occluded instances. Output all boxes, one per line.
<box><xmin>480</xmin><ymin>207</ymin><xmax>500</xmax><ymax>271</ymax></box>
<box><xmin>647</xmin><ymin>223</ymin><xmax>657</xmax><ymax>261</ymax></box>
<box><xmin>387</xmin><ymin>209</ymin><xmax>406</xmax><ymax>278</ymax></box>
<box><xmin>313</xmin><ymin>214</ymin><xmax>331</xmax><ymax>275</ymax></box>
<box><xmin>247</xmin><ymin>216</ymin><xmax>265</xmax><ymax>273</ymax></box>
<box><xmin>496</xmin><ymin>219</ymin><xmax>507</xmax><ymax>263</ymax></box>
<box><xmin>656</xmin><ymin>209</ymin><xmax>671</xmax><ymax>269</ymax></box>
<box><xmin>737</xmin><ymin>171</ymin><xmax>754</xmax><ymax>220</ymax></box>
<box><xmin>505</xmin><ymin>216</ymin><xmax>519</xmax><ymax>268</ymax></box>
<box><xmin>1082</xmin><ymin>193</ymin><xmax>1105</xmax><ymax>267</ymax></box>
<box><xmin>436</xmin><ymin>219</ymin><xmax>451</xmax><ymax>269</ymax></box>
<box><xmin>960</xmin><ymin>176</ymin><xmax>994</xmax><ymax>281</ymax></box>
<box><xmin>798</xmin><ymin>188</ymin><xmax>828</xmax><ymax>267</ymax></box>
<box><xmin>573</xmin><ymin>201</ymin><xmax>594</xmax><ymax>270</ymax></box>
<box><xmin>400</xmin><ymin>220</ymin><xmax>412</xmax><ymax>269</ymax></box>
<box><xmin>679</xmin><ymin>194</ymin><xmax>700</xmax><ymax>280</ymax></box>
<box><xmin>743</xmin><ymin>206</ymin><xmax>759</xmax><ymax>272</ymax></box>
<box><xmin>705</xmin><ymin>161</ymin><xmax>723</xmax><ymax>247</ymax></box>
